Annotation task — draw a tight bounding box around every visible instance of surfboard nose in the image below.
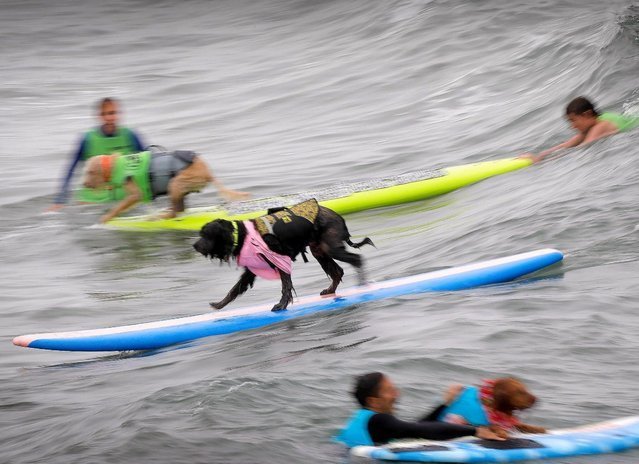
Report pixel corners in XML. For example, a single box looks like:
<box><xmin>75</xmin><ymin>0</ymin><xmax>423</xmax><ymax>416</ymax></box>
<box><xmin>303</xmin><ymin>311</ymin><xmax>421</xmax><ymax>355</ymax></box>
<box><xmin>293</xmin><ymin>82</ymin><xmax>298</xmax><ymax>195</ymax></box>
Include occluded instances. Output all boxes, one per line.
<box><xmin>12</xmin><ymin>335</ymin><xmax>32</xmax><ymax>347</ymax></box>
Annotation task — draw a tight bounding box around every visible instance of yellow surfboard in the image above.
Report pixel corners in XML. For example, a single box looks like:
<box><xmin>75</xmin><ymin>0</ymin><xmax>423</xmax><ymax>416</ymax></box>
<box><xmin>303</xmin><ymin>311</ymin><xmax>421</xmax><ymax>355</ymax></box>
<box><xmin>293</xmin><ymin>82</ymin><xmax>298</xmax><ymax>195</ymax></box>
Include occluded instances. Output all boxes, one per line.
<box><xmin>105</xmin><ymin>157</ymin><xmax>531</xmax><ymax>231</ymax></box>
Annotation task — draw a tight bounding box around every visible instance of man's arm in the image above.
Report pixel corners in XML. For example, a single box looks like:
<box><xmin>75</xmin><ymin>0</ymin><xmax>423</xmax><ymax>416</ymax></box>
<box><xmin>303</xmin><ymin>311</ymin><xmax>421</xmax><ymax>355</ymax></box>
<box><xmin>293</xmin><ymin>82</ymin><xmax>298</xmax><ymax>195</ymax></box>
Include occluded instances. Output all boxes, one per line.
<box><xmin>99</xmin><ymin>179</ymin><xmax>141</xmax><ymax>223</ymax></box>
<box><xmin>531</xmin><ymin>121</ymin><xmax>618</xmax><ymax>162</ymax></box>
<box><xmin>48</xmin><ymin>137</ymin><xmax>87</xmax><ymax>209</ymax></box>
<box><xmin>524</xmin><ymin>133</ymin><xmax>585</xmax><ymax>163</ymax></box>
<box><xmin>419</xmin><ymin>383</ymin><xmax>465</xmax><ymax>422</ymax></box>
<box><xmin>369</xmin><ymin>413</ymin><xmax>478</xmax><ymax>444</ymax></box>
<box><xmin>420</xmin><ymin>404</ymin><xmax>447</xmax><ymax>422</ymax></box>
<box><xmin>129</xmin><ymin>130</ymin><xmax>145</xmax><ymax>152</ymax></box>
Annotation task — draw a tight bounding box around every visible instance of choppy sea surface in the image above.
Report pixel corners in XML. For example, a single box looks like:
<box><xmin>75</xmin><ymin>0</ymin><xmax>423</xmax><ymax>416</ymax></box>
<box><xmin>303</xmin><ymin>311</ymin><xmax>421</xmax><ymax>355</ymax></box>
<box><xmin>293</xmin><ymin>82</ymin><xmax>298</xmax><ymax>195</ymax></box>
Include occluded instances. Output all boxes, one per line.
<box><xmin>2</xmin><ymin>1</ymin><xmax>639</xmax><ymax>463</ymax></box>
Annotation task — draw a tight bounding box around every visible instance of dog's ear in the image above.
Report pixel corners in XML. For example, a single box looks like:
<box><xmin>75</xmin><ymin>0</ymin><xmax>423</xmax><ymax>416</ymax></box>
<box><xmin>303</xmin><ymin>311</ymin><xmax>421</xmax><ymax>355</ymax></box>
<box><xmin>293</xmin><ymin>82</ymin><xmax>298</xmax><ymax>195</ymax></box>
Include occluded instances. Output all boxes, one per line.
<box><xmin>491</xmin><ymin>378</ymin><xmax>516</xmax><ymax>412</ymax></box>
<box><xmin>492</xmin><ymin>378</ymin><xmax>536</xmax><ymax>412</ymax></box>
<box><xmin>82</xmin><ymin>157</ymin><xmax>103</xmax><ymax>188</ymax></box>
<box><xmin>200</xmin><ymin>219</ymin><xmax>226</xmax><ymax>236</ymax></box>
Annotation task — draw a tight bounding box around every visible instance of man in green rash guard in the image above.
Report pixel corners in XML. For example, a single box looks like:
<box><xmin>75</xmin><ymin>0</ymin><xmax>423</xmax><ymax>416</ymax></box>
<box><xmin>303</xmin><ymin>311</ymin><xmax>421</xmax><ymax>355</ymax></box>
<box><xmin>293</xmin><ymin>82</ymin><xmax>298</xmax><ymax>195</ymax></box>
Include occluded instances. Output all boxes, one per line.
<box><xmin>522</xmin><ymin>96</ymin><xmax>639</xmax><ymax>163</ymax></box>
<box><xmin>47</xmin><ymin>97</ymin><xmax>145</xmax><ymax>211</ymax></box>
<box><xmin>336</xmin><ymin>372</ymin><xmax>507</xmax><ymax>448</ymax></box>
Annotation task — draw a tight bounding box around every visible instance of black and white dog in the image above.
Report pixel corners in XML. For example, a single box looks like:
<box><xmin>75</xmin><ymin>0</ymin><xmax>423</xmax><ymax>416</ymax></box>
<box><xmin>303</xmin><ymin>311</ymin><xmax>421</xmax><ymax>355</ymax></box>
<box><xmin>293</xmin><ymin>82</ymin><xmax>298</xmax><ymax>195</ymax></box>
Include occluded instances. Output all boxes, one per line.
<box><xmin>193</xmin><ymin>199</ymin><xmax>374</xmax><ymax>311</ymax></box>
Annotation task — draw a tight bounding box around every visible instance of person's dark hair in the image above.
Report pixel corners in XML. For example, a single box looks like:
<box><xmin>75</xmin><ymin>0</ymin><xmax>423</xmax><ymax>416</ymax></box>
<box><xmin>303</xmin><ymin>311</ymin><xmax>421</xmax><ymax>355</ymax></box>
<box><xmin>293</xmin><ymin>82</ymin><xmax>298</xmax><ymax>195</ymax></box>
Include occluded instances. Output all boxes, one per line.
<box><xmin>97</xmin><ymin>97</ymin><xmax>118</xmax><ymax>112</ymax></box>
<box><xmin>353</xmin><ymin>372</ymin><xmax>384</xmax><ymax>407</ymax></box>
<box><xmin>566</xmin><ymin>96</ymin><xmax>599</xmax><ymax>117</ymax></box>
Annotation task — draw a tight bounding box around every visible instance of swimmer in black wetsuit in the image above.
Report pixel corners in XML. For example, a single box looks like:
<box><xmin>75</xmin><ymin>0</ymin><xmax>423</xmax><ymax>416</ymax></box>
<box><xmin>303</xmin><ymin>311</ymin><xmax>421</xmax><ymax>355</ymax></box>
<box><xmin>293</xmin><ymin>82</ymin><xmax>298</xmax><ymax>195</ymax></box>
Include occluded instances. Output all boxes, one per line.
<box><xmin>336</xmin><ymin>372</ymin><xmax>508</xmax><ymax>447</ymax></box>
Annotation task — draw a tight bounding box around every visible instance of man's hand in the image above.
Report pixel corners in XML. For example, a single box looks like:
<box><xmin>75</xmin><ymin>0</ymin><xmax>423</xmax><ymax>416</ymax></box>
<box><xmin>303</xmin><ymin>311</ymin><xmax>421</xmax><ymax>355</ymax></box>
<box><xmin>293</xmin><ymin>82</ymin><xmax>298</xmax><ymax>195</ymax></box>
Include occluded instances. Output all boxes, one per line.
<box><xmin>518</xmin><ymin>153</ymin><xmax>540</xmax><ymax>163</ymax></box>
<box><xmin>45</xmin><ymin>204</ymin><xmax>64</xmax><ymax>213</ymax></box>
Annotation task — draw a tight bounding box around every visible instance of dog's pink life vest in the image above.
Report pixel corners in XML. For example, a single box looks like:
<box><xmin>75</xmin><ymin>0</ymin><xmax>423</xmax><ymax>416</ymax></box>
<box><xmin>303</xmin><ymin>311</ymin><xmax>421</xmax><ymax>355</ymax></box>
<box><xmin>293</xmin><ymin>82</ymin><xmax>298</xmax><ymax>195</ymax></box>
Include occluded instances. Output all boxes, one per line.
<box><xmin>237</xmin><ymin>221</ymin><xmax>292</xmax><ymax>280</ymax></box>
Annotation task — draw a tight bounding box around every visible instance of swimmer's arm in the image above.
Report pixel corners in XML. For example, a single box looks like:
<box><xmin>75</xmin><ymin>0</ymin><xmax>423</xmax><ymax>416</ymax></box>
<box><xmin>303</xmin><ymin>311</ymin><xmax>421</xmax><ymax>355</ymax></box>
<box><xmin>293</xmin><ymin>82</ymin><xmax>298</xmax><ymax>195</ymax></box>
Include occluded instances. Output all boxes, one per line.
<box><xmin>420</xmin><ymin>404</ymin><xmax>447</xmax><ymax>422</ymax></box>
<box><xmin>370</xmin><ymin>414</ymin><xmax>505</xmax><ymax>443</ymax></box>
<box><xmin>99</xmin><ymin>179</ymin><xmax>141</xmax><ymax>223</ymax></box>
<box><xmin>369</xmin><ymin>414</ymin><xmax>478</xmax><ymax>443</ymax></box>
<box><xmin>47</xmin><ymin>137</ymin><xmax>87</xmax><ymax>210</ymax></box>
<box><xmin>523</xmin><ymin>133</ymin><xmax>585</xmax><ymax>163</ymax></box>
<box><xmin>419</xmin><ymin>384</ymin><xmax>465</xmax><ymax>422</ymax></box>
<box><xmin>130</xmin><ymin>130</ymin><xmax>145</xmax><ymax>152</ymax></box>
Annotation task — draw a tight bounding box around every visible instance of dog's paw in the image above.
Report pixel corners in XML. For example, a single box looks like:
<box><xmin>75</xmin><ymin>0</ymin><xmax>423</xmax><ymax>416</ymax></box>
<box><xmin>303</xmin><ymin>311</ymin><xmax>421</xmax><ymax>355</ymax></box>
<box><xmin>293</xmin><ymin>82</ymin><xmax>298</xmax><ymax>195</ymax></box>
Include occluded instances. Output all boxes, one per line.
<box><xmin>357</xmin><ymin>272</ymin><xmax>369</xmax><ymax>287</ymax></box>
<box><xmin>320</xmin><ymin>288</ymin><xmax>336</xmax><ymax>296</ymax></box>
<box><xmin>210</xmin><ymin>301</ymin><xmax>225</xmax><ymax>310</ymax></box>
<box><xmin>271</xmin><ymin>304</ymin><xmax>288</xmax><ymax>312</ymax></box>
<box><xmin>517</xmin><ymin>424</ymin><xmax>547</xmax><ymax>434</ymax></box>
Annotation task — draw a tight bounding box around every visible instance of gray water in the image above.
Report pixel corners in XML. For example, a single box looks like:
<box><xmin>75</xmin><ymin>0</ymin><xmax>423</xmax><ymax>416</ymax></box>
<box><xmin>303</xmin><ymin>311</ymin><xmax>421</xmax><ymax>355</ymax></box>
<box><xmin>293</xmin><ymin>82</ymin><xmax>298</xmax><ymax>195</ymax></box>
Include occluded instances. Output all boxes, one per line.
<box><xmin>2</xmin><ymin>1</ymin><xmax>639</xmax><ymax>463</ymax></box>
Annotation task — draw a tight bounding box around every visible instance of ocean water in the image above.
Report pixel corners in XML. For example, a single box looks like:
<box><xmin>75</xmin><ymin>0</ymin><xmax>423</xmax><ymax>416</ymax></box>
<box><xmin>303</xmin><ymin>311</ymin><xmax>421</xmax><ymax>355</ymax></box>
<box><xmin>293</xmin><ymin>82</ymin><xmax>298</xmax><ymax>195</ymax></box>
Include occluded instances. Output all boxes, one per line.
<box><xmin>2</xmin><ymin>1</ymin><xmax>639</xmax><ymax>463</ymax></box>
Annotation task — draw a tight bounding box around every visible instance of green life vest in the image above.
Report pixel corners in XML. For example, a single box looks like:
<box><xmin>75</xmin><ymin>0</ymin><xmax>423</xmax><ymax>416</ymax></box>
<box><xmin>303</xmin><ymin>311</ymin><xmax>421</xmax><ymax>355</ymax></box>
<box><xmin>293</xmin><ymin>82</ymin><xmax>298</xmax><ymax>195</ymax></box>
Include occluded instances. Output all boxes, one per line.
<box><xmin>107</xmin><ymin>151</ymin><xmax>154</xmax><ymax>202</ymax></box>
<box><xmin>598</xmin><ymin>112</ymin><xmax>639</xmax><ymax>133</ymax></box>
<box><xmin>83</xmin><ymin>127</ymin><xmax>138</xmax><ymax>159</ymax></box>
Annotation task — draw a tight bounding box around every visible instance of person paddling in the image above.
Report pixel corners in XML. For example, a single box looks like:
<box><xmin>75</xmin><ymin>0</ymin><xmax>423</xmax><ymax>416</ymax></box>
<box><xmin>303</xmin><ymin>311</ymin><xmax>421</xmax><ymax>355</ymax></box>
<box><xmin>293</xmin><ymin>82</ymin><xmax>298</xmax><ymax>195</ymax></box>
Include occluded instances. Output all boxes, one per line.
<box><xmin>336</xmin><ymin>372</ymin><xmax>507</xmax><ymax>447</ymax></box>
<box><xmin>522</xmin><ymin>96</ymin><xmax>639</xmax><ymax>163</ymax></box>
<box><xmin>48</xmin><ymin>98</ymin><xmax>145</xmax><ymax>211</ymax></box>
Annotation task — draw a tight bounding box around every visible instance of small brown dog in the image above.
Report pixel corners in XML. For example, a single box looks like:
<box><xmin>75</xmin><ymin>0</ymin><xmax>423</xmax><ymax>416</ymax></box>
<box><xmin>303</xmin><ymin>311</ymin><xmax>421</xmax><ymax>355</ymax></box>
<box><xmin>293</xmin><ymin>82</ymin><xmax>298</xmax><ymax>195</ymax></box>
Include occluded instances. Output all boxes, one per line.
<box><xmin>82</xmin><ymin>149</ymin><xmax>248</xmax><ymax>223</ymax></box>
<box><xmin>439</xmin><ymin>377</ymin><xmax>546</xmax><ymax>434</ymax></box>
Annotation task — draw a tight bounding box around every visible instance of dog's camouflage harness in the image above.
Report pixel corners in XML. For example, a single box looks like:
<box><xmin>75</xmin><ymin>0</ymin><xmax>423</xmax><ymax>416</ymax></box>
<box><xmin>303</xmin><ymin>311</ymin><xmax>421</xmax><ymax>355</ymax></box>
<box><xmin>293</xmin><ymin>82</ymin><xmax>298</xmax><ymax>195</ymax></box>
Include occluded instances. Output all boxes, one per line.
<box><xmin>253</xmin><ymin>198</ymin><xmax>320</xmax><ymax>262</ymax></box>
<box><xmin>254</xmin><ymin>198</ymin><xmax>319</xmax><ymax>235</ymax></box>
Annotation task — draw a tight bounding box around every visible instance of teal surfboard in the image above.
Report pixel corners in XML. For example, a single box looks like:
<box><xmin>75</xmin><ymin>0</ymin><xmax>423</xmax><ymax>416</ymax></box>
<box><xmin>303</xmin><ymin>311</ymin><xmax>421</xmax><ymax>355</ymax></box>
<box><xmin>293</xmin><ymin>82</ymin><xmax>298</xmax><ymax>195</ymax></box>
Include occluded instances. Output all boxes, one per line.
<box><xmin>352</xmin><ymin>416</ymin><xmax>639</xmax><ymax>462</ymax></box>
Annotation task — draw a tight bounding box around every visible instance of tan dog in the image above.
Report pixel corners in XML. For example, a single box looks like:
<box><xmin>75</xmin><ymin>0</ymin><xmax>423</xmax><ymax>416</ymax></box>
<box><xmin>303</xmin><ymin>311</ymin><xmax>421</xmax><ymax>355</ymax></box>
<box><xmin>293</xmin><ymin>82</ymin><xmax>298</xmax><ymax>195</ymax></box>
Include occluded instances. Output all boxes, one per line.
<box><xmin>440</xmin><ymin>378</ymin><xmax>546</xmax><ymax>434</ymax></box>
<box><xmin>489</xmin><ymin>378</ymin><xmax>546</xmax><ymax>433</ymax></box>
<box><xmin>83</xmin><ymin>149</ymin><xmax>249</xmax><ymax>223</ymax></box>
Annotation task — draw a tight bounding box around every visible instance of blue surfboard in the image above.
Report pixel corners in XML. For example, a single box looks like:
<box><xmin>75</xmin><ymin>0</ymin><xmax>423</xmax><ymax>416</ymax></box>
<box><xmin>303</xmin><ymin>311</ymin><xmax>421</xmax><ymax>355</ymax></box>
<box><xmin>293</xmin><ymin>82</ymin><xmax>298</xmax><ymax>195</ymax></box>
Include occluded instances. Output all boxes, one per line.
<box><xmin>12</xmin><ymin>248</ymin><xmax>562</xmax><ymax>352</ymax></box>
<box><xmin>351</xmin><ymin>416</ymin><xmax>639</xmax><ymax>462</ymax></box>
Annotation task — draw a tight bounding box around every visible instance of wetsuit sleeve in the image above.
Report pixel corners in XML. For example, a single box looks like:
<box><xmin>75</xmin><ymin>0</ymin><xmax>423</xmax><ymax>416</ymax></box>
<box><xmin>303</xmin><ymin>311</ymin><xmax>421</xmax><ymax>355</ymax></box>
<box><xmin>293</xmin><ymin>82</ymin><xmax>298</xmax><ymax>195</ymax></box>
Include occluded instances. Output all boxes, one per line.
<box><xmin>130</xmin><ymin>130</ymin><xmax>145</xmax><ymax>152</ymax></box>
<box><xmin>420</xmin><ymin>404</ymin><xmax>447</xmax><ymax>422</ymax></box>
<box><xmin>368</xmin><ymin>413</ymin><xmax>476</xmax><ymax>445</ymax></box>
<box><xmin>54</xmin><ymin>136</ymin><xmax>87</xmax><ymax>204</ymax></box>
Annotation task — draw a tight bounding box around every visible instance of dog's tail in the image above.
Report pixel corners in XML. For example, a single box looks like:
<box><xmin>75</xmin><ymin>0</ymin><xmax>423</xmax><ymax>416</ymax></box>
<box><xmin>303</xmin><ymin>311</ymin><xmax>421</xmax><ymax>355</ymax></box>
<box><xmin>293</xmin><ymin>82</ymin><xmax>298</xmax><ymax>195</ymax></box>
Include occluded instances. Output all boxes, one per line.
<box><xmin>347</xmin><ymin>237</ymin><xmax>375</xmax><ymax>249</ymax></box>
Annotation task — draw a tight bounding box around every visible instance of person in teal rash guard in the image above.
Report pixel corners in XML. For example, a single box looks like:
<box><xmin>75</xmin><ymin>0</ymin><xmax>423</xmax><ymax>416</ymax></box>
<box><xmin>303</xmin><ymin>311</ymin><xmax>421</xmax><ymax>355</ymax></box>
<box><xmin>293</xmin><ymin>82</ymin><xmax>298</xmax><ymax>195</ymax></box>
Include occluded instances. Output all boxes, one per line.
<box><xmin>522</xmin><ymin>96</ymin><xmax>639</xmax><ymax>163</ymax></box>
<box><xmin>335</xmin><ymin>372</ymin><xmax>507</xmax><ymax>448</ymax></box>
<box><xmin>47</xmin><ymin>97</ymin><xmax>145</xmax><ymax>211</ymax></box>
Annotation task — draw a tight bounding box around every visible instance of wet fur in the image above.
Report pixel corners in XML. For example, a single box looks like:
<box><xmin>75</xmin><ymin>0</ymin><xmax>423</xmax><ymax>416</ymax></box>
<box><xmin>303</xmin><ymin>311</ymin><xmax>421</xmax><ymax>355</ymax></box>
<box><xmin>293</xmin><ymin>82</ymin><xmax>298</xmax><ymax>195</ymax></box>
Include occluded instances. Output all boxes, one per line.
<box><xmin>193</xmin><ymin>205</ymin><xmax>374</xmax><ymax>311</ymax></box>
<box><xmin>491</xmin><ymin>378</ymin><xmax>546</xmax><ymax>434</ymax></box>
